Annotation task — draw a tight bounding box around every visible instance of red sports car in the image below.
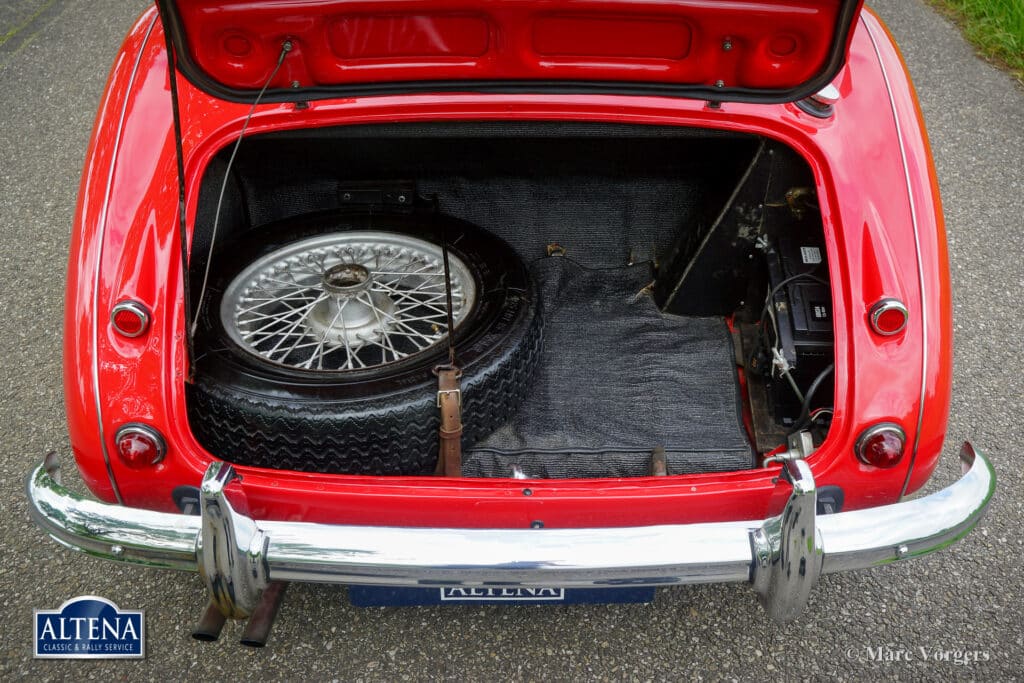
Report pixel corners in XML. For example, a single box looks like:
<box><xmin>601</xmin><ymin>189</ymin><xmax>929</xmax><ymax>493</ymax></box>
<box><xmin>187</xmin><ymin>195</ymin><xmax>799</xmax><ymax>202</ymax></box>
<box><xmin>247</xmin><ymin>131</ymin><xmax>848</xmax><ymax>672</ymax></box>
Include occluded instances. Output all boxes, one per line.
<box><xmin>28</xmin><ymin>0</ymin><xmax>994</xmax><ymax>645</ymax></box>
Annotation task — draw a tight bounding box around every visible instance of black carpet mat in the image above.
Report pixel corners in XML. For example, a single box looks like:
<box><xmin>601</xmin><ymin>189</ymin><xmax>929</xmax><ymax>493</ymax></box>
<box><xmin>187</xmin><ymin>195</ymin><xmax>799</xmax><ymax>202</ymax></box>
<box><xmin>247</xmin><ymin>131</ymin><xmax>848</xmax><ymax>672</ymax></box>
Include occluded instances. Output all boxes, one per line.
<box><xmin>464</xmin><ymin>258</ymin><xmax>754</xmax><ymax>478</ymax></box>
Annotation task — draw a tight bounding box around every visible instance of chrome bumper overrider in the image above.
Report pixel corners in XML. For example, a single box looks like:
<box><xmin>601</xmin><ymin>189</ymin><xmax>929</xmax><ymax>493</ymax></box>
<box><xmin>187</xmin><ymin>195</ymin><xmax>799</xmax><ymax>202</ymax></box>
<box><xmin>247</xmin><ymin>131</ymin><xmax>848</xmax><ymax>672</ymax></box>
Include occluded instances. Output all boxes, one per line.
<box><xmin>27</xmin><ymin>444</ymin><xmax>994</xmax><ymax>623</ymax></box>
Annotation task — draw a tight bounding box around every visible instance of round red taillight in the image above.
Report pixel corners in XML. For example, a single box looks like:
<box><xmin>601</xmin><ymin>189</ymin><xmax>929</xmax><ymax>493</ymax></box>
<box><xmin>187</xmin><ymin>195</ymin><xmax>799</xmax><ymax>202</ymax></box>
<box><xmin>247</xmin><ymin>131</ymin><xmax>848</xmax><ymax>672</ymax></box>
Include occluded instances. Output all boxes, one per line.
<box><xmin>114</xmin><ymin>424</ymin><xmax>166</xmax><ymax>468</ymax></box>
<box><xmin>111</xmin><ymin>300</ymin><xmax>150</xmax><ymax>338</ymax></box>
<box><xmin>855</xmin><ymin>423</ymin><xmax>906</xmax><ymax>468</ymax></box>
<box><xmin>869</xmin><ymin>299</ymin><xmax>908</xmax><ymax>336</ymax></box>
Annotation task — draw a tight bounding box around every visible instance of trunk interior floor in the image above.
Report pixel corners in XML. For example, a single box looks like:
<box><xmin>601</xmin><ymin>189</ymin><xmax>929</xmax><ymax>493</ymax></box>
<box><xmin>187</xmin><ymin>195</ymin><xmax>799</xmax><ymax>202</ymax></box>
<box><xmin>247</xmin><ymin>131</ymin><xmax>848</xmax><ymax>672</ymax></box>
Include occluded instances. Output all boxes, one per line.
<box><xmin>464</xmin><ymin>258</ymin><xmax>755</xmax><ymax>478</ymax></box>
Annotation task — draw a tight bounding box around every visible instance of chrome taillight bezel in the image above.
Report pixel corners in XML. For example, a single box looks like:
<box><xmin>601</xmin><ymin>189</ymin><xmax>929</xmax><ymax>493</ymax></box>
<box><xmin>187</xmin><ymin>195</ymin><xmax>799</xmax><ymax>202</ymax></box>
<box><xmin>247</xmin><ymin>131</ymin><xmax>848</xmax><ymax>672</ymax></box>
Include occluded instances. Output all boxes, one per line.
<box><xmin>854</xmin><ymin>422</ymin><xmax>907</xmax><ymax>468</ymax></box>
<box><xmin>868</xmin><ymin>298</ymin><xmax>909</xmax><ymax>336</ymax></box>
<box><xmin>114</xmin><ymin>422</ymin><xmax>167</xmax><ymax>467</ymax></box>
<box><xmin>110</xmin><ymin>299</ymin><xmax>151</xmax><ymax>338</ymax></box>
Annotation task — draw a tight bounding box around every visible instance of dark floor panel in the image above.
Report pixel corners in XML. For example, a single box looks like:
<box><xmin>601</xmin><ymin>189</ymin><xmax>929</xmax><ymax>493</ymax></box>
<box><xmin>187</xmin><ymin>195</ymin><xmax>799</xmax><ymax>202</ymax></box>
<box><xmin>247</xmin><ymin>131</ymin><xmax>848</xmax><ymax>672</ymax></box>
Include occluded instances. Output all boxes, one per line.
<box><xmin>465</xmin><ymin>258</ymin><xmax>754</xmax><ymax>478</ymax></box>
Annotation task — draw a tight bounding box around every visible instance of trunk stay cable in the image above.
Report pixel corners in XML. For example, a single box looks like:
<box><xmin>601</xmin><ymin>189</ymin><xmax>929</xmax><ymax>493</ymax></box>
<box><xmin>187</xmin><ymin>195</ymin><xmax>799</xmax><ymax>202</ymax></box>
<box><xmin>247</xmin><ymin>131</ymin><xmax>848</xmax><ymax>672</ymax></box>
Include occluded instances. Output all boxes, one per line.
<box><xmin>189</xmin><ymin>41</ymin><xmax>292</xmax><ymax>341</ymax></box>
<box><xmin>159</xmin><ymin>19</ymin><xmax>292</xmax><ymax>380</ymax></box>
<box><xmin>158</xmin><ymin>7</ymin><xmax>196</xmax><ymax>381</ymax></box>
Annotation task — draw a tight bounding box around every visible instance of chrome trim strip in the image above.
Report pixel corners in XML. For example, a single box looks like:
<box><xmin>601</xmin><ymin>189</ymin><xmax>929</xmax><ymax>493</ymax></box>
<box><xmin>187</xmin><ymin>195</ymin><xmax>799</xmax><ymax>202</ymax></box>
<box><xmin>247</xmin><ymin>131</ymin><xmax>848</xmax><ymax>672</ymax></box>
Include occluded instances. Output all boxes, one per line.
<box><xmin>27</xmin><ymin>444</ymin><xmax>993</xmax><ymax>623</ymax></box>
<box><xmin>90</xmin><ymin>14</ymin><xmax>158</xmax><ymax>504</ymax></box>
<box><xmin>862</xmin><ymin>18</ymin><xmax>930</xmax><ymax>499</ymax></box>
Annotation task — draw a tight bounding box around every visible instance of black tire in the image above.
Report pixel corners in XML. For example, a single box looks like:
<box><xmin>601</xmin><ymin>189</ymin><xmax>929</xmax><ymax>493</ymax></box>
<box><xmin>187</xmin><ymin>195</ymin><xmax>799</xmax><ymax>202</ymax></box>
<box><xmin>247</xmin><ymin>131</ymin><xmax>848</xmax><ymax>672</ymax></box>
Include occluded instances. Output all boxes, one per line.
<box><xmin>186</xmin><ymin>210</ymin><xmax>542</xmax><ymax>475</ymax></box>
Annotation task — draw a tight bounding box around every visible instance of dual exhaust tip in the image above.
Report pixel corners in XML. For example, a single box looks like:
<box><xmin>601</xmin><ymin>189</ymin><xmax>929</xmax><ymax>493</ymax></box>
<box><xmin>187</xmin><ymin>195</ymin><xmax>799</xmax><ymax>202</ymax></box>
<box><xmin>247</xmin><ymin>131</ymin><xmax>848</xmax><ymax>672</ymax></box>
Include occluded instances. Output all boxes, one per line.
<box><xmin>192</xmin><ymin>582</ymin><xmax>287</xmax><ymax>648</ymax></box>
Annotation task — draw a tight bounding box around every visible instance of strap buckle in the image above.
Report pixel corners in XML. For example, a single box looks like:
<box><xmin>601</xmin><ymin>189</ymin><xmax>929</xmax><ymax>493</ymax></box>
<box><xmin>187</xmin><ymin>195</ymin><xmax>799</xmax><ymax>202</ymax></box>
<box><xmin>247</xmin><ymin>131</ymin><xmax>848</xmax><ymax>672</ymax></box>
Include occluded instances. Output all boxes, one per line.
<box><xmin>437</xmin><ymin>388</ymin><xmax>461</xmax><ymax>407</ymax></box>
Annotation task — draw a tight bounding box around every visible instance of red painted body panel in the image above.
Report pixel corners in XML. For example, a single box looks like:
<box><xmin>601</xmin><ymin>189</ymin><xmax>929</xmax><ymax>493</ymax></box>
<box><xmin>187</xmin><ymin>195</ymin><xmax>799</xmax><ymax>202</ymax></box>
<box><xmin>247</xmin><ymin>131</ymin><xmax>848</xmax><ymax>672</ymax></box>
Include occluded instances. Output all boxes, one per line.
<box><xmin>66</xmin><ymin>5</ymin><xmax>950</xmax><ymax>527</ymax></box>
<box><xmin>170</xmin><ymin>0</ymin><xmax>846</xmax><ymax>91</ymax></box>
<box><xmin>64</xmin><ymin>11</ymin><xmax>164</xmax><ymax>503</ymax></box>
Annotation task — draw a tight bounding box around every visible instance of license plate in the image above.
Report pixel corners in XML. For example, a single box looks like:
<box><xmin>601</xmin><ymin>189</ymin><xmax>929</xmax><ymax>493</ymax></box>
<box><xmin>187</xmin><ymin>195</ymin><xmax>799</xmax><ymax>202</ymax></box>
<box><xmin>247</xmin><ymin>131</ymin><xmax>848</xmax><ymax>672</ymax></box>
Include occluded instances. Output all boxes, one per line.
<box><xmin>348</xmin><ymin>586</ymin><xmax>656</xmax><ymax>606</ymax></box>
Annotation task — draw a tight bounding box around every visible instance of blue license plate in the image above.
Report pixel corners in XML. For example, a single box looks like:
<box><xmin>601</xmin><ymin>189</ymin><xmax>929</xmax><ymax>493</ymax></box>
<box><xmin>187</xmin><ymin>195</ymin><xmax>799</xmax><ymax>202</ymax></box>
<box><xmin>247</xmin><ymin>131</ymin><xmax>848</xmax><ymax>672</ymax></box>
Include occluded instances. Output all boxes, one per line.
<box><xmin>348</xmin><ymin>586</ymin><xmax>656</xmax><ymax>606</ymax></box>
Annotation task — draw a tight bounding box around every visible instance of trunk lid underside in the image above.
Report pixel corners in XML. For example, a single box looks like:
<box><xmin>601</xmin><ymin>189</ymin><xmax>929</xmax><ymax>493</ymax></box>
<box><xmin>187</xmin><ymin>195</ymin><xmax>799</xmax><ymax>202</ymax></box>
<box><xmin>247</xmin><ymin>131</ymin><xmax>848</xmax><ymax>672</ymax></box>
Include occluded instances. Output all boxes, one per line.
<box><xmin>158</xmin><ymin>0</ymin><xmax>862</xmax><ymax>104</ymax></box>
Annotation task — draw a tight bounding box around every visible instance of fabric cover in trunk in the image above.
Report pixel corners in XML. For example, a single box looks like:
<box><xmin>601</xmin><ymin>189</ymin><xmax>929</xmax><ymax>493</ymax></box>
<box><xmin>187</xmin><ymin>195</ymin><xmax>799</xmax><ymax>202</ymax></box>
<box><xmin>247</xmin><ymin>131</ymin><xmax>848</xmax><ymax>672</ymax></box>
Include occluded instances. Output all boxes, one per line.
<box><xmin>464</xmin><ymin>257</ymin><xmax>754</xmax><ymax>478</ymax></box>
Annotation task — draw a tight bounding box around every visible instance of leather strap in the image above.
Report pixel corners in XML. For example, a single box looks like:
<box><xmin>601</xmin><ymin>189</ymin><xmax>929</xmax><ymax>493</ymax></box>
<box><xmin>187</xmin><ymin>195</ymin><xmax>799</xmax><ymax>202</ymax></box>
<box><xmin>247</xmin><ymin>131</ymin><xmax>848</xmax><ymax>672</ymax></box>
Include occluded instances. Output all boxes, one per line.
<box><xmin>431</xmin><ymin>199</ymin><xmax>463</xmax><ymax>477</ymax></box>
<box><xmin>434</xmin><ymin>366</ymin><xmax>463</xmax><ymax>477</ymax></box>
<box><xmin>650</xmin><ymin>446</ymin><xmax>668</xmax><ymax>476</ymax></box>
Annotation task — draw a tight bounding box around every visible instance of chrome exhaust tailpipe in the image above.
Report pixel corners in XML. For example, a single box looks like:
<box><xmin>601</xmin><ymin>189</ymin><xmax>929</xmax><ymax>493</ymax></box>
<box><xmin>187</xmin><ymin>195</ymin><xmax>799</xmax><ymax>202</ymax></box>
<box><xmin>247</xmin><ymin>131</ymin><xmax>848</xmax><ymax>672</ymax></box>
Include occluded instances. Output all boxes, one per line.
<box><xmin>240</xmin><ymin>582</ymin><xmax>287</xmax><ymax>648</ymax></box>
<box><xmin>192</xmin><ymin>601</ymin><xmax>227</xmax><ymax>642</ymax></box>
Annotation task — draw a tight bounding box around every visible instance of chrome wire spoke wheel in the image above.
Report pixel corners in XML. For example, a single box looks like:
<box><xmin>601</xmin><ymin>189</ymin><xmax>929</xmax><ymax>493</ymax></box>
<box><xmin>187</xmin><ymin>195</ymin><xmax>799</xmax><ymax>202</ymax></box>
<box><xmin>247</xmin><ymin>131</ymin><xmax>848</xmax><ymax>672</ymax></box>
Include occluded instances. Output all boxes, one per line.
<box><xmin>220</xmin><ymin>231</ymin><xmax>476</xmax><ymax>372</ymax></box>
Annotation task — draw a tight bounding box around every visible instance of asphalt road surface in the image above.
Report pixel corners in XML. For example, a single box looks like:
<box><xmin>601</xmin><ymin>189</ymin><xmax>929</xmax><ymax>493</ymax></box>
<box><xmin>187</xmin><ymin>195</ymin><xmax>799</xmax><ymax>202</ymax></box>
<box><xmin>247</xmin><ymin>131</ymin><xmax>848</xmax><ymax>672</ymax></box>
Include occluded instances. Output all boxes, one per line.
<box><xmin>1</xmin><ymin>1</ymin><xmax>1022</xmax><ymax>679</ymax></box>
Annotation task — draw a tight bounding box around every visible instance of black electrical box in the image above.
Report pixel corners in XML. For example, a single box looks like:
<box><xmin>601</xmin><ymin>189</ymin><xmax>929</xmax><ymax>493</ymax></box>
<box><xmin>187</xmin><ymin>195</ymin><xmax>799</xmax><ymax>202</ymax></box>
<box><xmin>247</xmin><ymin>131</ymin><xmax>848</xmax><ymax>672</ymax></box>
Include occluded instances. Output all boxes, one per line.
<box><xmin>761</xmin><ymin>235</ymin><xmax>834</xmax><ymax>421</ymax></box>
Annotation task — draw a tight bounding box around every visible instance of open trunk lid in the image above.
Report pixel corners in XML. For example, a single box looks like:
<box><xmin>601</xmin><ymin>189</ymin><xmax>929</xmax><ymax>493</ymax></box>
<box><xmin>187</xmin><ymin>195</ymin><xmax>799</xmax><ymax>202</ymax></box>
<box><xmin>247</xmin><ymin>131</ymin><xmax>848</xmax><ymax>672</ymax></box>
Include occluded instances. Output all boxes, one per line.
<box><xmin>157</xmin><ymin>0</ymin><xmax>863</xmax><ymax>104</ymax></box>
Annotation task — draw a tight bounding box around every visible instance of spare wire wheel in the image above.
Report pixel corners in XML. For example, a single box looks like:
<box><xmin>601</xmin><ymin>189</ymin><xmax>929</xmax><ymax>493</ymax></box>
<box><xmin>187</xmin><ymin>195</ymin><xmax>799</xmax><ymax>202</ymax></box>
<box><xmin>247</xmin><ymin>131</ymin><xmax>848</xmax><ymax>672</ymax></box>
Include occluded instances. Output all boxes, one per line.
<box><xmin>221</xmin><ymin>232</ymin><xmax>477</xmax><ymax>372</ymax></box>
<box><xmin>187</xmin><ymin>211</ymin><xmax>542</xmax><ymax>475</ymax></box>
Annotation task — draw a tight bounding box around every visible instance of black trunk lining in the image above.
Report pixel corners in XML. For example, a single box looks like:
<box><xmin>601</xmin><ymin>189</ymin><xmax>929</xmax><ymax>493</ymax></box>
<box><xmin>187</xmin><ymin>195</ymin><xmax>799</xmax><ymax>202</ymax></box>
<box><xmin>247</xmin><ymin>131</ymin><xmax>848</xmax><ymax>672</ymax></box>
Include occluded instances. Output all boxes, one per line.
<box><xmin>192</xmin><ymin>125</ymin><xmax>759</xmax><ymax>298</ymax></box>
<box><xmin>464</xmin><ymin>258</ymin><xmax>754</xmax><ymax>478</ymax></box>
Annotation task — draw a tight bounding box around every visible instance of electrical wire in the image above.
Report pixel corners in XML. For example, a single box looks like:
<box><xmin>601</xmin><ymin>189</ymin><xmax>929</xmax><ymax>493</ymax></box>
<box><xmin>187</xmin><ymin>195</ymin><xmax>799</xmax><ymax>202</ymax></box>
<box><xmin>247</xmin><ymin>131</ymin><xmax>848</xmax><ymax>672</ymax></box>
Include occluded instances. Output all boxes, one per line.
<box><xmin>772</xmin><ymin>347</ymin><xmax>805</xmax><ymax>403</ymax></box>
<box><xmin>808</xmin><ymin>407</ymin><xmax>833</xmax><ymax>423</ymax></box>
<box><xmin>791</xmin><ymin>363</ymin><xmax>835</xmax><ymax>432</ymax></box>
<box><xmin>759</xmin><ymin>270</ymin><xmax>828</xmax><ymax>332</ymax></box>
<box><xmin>190</xmin><ymin>41</ymin><xmax>292</xmax><ymax>336</ymax></box>
<box><xmin>760</xmin><ymin>269</ymin><xmax>828</xmax><ymax>398</ymax></box>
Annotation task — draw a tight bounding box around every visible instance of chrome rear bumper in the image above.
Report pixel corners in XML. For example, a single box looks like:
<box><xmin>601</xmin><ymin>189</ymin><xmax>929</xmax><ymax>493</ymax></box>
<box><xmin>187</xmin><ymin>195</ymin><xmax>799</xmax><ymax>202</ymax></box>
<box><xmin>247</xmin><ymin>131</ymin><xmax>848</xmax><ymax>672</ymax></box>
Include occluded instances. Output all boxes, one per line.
<box><xmin>27</xmin><ymin>444</ymin><xmax>994</xmax><ymax>623</ymax></box>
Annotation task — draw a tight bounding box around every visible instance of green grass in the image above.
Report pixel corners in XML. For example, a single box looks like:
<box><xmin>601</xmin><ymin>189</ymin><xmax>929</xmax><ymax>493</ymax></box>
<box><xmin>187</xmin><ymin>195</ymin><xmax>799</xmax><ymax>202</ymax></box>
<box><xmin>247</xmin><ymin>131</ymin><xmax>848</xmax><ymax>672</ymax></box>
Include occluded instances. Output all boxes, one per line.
<box><xmin>929</xmin><ymin>0</ymin><xmax>1024</xmax><ymax>82</ymax></box>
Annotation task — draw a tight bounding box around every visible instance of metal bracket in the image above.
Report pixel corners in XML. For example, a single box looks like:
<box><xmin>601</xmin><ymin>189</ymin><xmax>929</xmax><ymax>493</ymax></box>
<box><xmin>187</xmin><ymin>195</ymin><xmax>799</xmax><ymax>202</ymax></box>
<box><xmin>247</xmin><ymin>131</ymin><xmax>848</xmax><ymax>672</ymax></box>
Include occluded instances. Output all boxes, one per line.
<box><xmin>197</xmin><ymin>462</ymin><xmax>269</xmax><ymax>619</ymax></box>
<box><xmin>763</xmin><ymin>430</ymin><xmax>815</xmax><ymax>467</ymax></box>
<box><xmin>337</xmin><ymin>181</ymin><xmax>418</xmax><ymax>213</ymax></box>
<box><xmin>751</xmin><ymin>458</ymin><xmax>824</xmax><ymax>622</ymax></box>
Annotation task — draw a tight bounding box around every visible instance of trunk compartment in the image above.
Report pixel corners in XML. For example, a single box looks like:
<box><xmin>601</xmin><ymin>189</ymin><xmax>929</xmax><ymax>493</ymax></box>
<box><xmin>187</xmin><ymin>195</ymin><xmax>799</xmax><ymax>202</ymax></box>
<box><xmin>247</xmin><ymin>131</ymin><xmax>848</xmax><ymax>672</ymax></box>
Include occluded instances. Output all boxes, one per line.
<box><xmin>190</xmin><ymin>121</ymin><xmax>835</xmax><ymax>477</ymax></box>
